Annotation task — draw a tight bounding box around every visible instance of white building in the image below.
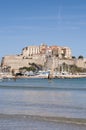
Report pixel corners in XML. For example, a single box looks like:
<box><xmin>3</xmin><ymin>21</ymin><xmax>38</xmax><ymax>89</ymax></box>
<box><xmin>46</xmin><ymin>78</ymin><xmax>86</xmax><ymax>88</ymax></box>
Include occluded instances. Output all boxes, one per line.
<box><xmin>22</xmin><ymin>46</ymin><xmax>40</xmax><ymax>57</ymax></box>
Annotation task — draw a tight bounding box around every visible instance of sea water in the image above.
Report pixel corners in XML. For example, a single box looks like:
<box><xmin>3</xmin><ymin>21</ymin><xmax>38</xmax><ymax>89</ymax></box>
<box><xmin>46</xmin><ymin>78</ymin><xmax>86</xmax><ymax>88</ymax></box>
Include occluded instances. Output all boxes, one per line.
<box><xmin>0</xmin><ymin>78</ymin><xmax>86</xmax><ymax>130</ymax></box>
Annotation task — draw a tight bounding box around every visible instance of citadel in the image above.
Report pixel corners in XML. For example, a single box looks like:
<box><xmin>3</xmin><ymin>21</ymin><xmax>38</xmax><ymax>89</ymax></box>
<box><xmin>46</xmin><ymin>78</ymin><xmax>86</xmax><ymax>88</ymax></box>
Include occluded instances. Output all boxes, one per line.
<box><xmin>1</xmin><ymin>43</ymin><xmax>86</xmax><ymax>74</ymax></box>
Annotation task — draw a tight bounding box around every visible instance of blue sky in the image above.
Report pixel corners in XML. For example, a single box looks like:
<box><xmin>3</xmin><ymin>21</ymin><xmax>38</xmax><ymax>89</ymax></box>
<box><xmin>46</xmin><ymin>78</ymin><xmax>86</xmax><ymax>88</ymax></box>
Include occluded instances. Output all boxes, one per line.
<box><xmin>0</xmin><ymin>0</ymin><xmax>86</xmax><ymax>60</ymax></box>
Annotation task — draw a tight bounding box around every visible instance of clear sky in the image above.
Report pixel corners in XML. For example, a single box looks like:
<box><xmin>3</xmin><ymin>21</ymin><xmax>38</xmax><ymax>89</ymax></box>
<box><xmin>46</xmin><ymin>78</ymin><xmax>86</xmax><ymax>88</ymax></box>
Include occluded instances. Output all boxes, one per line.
<box><xmin>0</xmin><ymin>0</ymin><xmax>86</xmax><ymax>60</ymax></box>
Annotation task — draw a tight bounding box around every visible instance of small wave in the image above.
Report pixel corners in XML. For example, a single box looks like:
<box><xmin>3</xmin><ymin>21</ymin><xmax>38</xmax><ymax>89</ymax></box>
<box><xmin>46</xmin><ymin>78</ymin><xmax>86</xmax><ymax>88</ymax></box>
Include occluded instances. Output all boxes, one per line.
<box><xmin>0</xmin><ymin>85</ymin><xmax>86</xmax><ymax>91</ymax></box>
<box><xmin>0</xmin><ymin>114</ymin><xmax>86</xmax><ymax>125</ymax></box>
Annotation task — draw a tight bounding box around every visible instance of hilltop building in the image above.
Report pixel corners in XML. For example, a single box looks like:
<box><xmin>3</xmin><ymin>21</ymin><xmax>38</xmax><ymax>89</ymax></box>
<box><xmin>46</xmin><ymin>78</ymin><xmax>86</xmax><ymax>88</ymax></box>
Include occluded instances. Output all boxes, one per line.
<box><xmin>1</xmin><ymin>43</ymin><xmax>73</xmax><ymax>73</ymax></box>
<box><xmin>22</xmin><ymin>44</ymin><xmax>72</xmax><ymax>59</ymax></box>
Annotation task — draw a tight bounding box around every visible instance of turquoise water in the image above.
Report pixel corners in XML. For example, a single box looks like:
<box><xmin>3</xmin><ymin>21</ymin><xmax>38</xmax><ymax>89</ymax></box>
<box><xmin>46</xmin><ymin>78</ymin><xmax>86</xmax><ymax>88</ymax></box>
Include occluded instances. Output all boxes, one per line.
<box><xmin>0</xmin><ymin>78</ymin><xmax>86</xmax><ymax>129</ymax></box>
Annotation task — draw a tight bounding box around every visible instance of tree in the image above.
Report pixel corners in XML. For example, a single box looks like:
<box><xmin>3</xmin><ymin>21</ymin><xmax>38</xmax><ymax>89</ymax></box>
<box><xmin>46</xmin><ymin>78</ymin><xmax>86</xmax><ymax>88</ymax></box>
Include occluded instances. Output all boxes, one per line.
<box><xmin>69</xmin><ymin>64</ymin><xmax>77</xmax><ymax>74</ymax></box>
<box><xmin>78</xmin><ymin>55</ymin><xmax>84</xmax><ymax>59</ymax></box>
<box><xmin>72</xmin><ymin>56</ymin><xmax>76</xmax><ymax>59</ymax></box>
<box><xmin>29</xmin><ymin>63</ymin><xmax>43</xmax><ymax>70</ymax></box>
<box><xmin>19</xmin><ymin>66</ymin><xmax>36</xmax><ymax>72</ymax></box>
<box><xmin>62</xmin><ymin>62</ymin><xmax>69</xmax><ymax>72</ymax></box>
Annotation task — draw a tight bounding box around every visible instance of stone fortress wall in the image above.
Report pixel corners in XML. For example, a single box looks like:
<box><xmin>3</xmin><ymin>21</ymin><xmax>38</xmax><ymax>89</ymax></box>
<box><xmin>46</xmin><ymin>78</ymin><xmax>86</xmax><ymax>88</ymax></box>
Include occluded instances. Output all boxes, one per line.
<box><xmin>1</xmin><ymin>43</ymin><xmax>86</xmax><ymax>72</ymax></box>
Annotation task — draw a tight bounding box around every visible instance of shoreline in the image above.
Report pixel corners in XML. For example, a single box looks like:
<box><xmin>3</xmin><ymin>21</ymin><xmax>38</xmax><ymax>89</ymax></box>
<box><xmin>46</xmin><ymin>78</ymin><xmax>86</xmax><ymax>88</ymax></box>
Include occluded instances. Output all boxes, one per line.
<box><xmin>0</xmin><ymin>113</ymin><xmax>86</xmax><ymax>125</ymax></box>
<box><xmin>0</xmin><ymin>114</ymin><xmax>86</xmax><ymax>130</ymax></box>
<box><xmin>13</xmin><ymin>74</ymin><xmax>86</xmax><ymax>79</ymax></box>
<box><xmin>55</xmin><ymin>74</ymin><xmax>86</xmax><ymax>79</ymax></box>
<box><xmin>1</xmin><ymin>74</ymin><xmax>86</xmax><ymax>79</ymax></box>
<box><xmin>1</xmin><ymin>72</ymin><xmax>86</xmax><ymax>79</ymax></box>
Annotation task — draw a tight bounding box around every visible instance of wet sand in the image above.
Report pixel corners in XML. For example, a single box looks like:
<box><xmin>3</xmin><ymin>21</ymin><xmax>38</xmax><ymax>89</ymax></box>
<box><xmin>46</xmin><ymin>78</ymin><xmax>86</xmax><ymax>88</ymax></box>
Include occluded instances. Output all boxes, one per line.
<box><xmin>0</xmin><ymin>114</ymin><xmax>86</xmax><ymax>130</ymax></box>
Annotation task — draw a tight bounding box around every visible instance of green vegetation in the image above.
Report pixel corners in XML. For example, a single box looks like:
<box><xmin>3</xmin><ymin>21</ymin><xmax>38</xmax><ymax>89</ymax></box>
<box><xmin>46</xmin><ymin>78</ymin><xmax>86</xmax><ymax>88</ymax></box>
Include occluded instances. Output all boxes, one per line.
<box><xmin>78</xmin><ymin>55</ymin><xmax>84</xmax><ymax>59</ymax></box>
<box><xmin>19</xmin><ymin>66</ymin><xmax>36</xmax><ymax>72</ymax></box>
<box><xmin>55</xmin><ymin>63</ymin><xmax>86</xmax><ymax>74</ymax></box>
<box><xmin>72</xmin><ymin>56</ymin><xmax>76</xmax><ymax>59</ymax></box>
<box><xmin>19</xmin><ymin>63</ymin><xmax>43</xmax><ymax>72</ymax></box>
